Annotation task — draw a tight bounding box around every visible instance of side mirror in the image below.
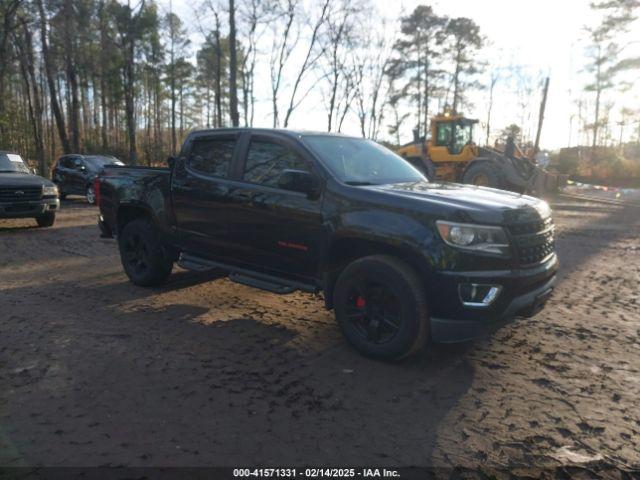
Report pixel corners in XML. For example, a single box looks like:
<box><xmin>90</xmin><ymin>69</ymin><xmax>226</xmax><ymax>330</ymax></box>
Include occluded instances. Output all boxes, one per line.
<box><xmin>167</xmin><ymin>156</ymin><xmax>177</xmax><ymax>168</ymax></box>
<box><xmin>278</xmin><ymin>169</ymin><xmax>320</xmax><ymax>198</ymax></box>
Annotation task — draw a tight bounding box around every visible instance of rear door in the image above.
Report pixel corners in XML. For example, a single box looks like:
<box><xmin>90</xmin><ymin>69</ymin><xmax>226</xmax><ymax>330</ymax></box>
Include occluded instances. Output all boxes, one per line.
<box><xmin>225</xmin><ymin>134</ymin><xmax>325</xmax><ymax>280</ymax></box>
<box><xmin>171</xmin><ymin>132</ymin><xmax>240</xmax><ymax>258</ymax></box>
<box><xmin>71</xmin><ymin>157</ymin><xmax>89</xmax><ymax>193</ymax></box>
<box><xmin>53</xmin><ymin>156</ymin><xmax>78</xmax><ymax>193</ymax></box>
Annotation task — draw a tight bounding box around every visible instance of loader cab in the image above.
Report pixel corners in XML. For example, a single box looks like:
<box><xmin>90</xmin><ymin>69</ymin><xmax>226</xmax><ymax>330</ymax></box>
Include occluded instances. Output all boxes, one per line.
<box><xmin>428</xmin><ymin>115</ymin><xmax>478</xmax><ymax>162</ymax></box>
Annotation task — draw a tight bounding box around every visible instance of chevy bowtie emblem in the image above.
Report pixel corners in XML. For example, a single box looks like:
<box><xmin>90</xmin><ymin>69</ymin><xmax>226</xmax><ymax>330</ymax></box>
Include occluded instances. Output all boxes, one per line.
<box><xmin>15</xmin><ymin>190</ymin><xmax>24</xmax><ymax>196</ymax></box>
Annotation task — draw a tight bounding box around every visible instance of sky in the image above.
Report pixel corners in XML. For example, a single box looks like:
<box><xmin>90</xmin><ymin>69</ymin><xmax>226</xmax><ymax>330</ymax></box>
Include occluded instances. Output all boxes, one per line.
<box><xmin>163</xmin><ymin>0</ymin><xmax>639</xmax><ymax>150</ymax></box>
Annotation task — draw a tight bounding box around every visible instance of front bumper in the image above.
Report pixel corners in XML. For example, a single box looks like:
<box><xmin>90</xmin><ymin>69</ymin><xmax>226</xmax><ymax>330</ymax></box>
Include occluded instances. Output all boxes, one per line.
<box><xmin>0</xmin><ymin>198</ymin><xmax>60</xmax><ymax>218</ymax></box>
<box><xmin>427</xmin><ymin>254</ymin><xmax>558</xmax><ymax>343</ymax></box>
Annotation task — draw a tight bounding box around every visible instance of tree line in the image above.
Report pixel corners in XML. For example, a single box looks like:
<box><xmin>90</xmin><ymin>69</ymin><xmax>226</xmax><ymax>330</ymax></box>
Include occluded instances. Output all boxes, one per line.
<box><xmin>0</xmin><ymin>0</ymin><xmax>489</xmax><ymax>173</ymax></box>
<box><xmin>0</xmin><ymin>0</ymin><xmax>638</xmax><ymax>176</ymax></box>
<box><xmin>579</xmin><ymin>0</ymin><xmax>640</xmax><ymax>149</ymax></box>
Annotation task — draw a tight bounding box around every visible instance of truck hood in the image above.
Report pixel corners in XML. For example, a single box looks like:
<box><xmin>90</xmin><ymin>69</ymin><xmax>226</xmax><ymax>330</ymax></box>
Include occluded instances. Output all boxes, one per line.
<box><xmin>0</xmin><ymin>172</ymin><xmax>55</xmax><ymax>188</ymax></box>
<box><xmin>364</xmin><ymin>181</ymin><xmax>551</xmax><ymax>224</ymax></box>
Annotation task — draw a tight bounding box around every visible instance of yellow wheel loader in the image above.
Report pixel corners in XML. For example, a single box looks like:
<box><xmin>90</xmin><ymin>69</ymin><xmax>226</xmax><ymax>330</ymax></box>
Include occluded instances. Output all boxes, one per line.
<box><xmin>396</xmin><ymin>113</ymin><xmax>565</xmax><ymax>196</ymax></box>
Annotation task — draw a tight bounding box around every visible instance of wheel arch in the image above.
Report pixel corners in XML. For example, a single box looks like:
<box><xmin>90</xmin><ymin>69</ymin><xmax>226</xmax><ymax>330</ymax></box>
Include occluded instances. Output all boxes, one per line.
<box><xmin>116</xmin><ymin>203</ymin><xmax>157</xmax><ymax>235</ymax></box>
<box><xmin>321</xmin><ymin>236</ymin><xmax>432</xmax><ymax>310</ymax></box>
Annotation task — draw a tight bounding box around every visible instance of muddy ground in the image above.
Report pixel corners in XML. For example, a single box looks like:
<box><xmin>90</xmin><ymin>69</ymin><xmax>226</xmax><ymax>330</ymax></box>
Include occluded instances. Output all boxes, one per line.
<box><xmin>0</xmin><ymin>196</ymin><xmax>638</xmax><ymax>473</ymax></box>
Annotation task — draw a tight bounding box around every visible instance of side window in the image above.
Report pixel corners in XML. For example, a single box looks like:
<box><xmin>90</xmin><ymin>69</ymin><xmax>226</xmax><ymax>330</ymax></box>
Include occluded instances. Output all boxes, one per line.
<box><xmin>188</xmin><ymin>137</ymin><xmax>236</xmax><ymax>178</ymax></box>
<box><xmin>243</xmin><ymin>139</ymin><xmax>310</xmax><ymax>188</ymax></box>
<box><xmin>436</xmin><ymin>123</ymin><xmax>452</xmax><ymax>147</ymax></box>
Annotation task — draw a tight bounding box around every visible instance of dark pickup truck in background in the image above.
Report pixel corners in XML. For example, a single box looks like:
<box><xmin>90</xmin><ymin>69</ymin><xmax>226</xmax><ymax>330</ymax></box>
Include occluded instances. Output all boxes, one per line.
<box><xmin>96</xmin><ymin>128</ymin><xmax>558</xmax><ymax>360</ymax></box>
<box><xmin>0</xmin><ymin>151</ymin><xmax>59</xmax><ymax>227</ymax></box>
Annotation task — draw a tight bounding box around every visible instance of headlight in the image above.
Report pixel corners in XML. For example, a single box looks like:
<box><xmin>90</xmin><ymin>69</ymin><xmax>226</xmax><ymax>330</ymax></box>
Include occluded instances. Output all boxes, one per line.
<box><xmin>43</xmin><ymin>185</ymin><xmax>58</xmax><ymax>197</ymax></box>
<box><xmin>436</xmin><ymin>220</ymin><xmax>511</xmax><ymax>257</ymax></box>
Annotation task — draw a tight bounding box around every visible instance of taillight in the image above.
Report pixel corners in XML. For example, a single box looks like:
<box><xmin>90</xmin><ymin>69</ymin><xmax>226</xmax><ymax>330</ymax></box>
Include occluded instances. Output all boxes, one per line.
<box><xmin>93</xmin><ymin>177</ymin><xmax>101</xmax><ymax>207</ymax></box>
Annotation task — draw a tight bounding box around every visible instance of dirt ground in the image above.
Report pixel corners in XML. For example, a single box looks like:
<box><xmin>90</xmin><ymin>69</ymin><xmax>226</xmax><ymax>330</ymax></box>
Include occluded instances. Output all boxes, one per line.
<box><xmin>0</xmin><ymin>196</ymin><xmax>639</xmax><ymax>473</ymax></box>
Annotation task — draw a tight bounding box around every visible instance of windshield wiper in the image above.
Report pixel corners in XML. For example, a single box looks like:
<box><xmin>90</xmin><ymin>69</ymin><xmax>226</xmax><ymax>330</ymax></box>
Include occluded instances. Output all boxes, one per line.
<box><xmin>345</xmin><ymin>181</ymin><xmax>376</xmax><ymax>186</ymax></box>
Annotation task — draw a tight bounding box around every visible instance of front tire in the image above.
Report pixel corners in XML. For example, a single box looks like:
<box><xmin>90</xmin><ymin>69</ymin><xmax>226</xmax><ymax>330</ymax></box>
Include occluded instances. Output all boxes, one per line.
<box><xmin>36</xmin><ymin>212</ymin><xmax>56</xmax><ymax>228</ymax></box>
<box><xmin>462</xmin><ymin>162</ymin><xmax>502</xmax><ymax>189</ymax></box>
<box><xmin>333</xmin><ymin>255</ymin><xmax>429</xmax><ymax>360</ymax></box>
<box><xmin>118</xmin><ymin>218</ymin><xmax>173</xmax><ymax>286</ymax></box>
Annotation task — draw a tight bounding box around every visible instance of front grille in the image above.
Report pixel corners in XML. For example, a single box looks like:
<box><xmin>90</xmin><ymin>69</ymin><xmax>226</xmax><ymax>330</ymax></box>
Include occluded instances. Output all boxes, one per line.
<box><xmin>0</xmin><ymin>186</ymin><xmax>42</xmax><ymax>203</ymax></box>
<box><xmin>508</xmin><ymin>217</ymin><xmax>555</xmax><ymax>266</ymax></box>
<box><xmin>4</xmin><ymin>204</ymin><xmax>38</xmax><ymax>213</ymax></box>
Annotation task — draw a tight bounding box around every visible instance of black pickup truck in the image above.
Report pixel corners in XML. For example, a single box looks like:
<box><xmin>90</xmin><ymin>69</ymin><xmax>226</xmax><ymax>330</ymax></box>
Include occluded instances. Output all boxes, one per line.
<box><xmin>96</xmin><ymin>128</ymin><xmax>557</xmax><ymax>360</ymax></box>
<box><xmin>1</xmin><ymin>151</ymin><xmax>59</xmax><ymax>227</ymax></box>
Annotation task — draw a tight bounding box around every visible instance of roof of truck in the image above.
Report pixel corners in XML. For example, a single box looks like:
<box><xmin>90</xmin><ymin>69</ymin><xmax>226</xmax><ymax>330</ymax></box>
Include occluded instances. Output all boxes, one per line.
<box><xmin>189</xmin><ymin>127</ymin><xmax>355</xmax><ymax>139</ymax></box>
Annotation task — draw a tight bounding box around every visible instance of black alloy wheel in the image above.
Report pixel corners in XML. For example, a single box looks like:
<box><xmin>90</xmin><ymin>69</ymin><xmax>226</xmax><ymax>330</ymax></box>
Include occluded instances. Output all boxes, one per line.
<box><xmin>118</xmin><ymin>218</ymin><xmax>173</xmax><ymax>286</ymax></box>
<box><xmin>343</xmin><ymin>282</ymin><xmax>401</xmax><ymax>344</ymax></box>
<box><xmin>122</xmin><ymin>231</ymin><xmax>150</xmax><ymax>278</ymax></box>
<box><xmin>333</xmin><ymin>255</ymin><xmax>429</xmax><ymax>360</ymax></box>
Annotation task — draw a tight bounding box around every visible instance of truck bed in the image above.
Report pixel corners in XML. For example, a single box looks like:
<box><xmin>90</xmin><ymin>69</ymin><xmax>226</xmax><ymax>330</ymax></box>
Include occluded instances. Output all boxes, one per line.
<box><xmin>98</xmin><ymin>165</ymin><xmax>173</xmax><ymax>237</ymax></box>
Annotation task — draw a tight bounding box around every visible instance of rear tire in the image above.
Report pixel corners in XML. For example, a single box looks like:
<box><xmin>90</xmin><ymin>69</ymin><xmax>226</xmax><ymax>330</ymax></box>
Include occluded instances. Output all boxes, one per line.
<box><xmin>333</xmin><ymin>255</ymin><xmax>429</xmax><ymax>360</ymax></box>
<box><xmin>86</xmin><ymin>185</ymin><xmax>96</xmax><ymax>204</ymax></box>
<box><xmin>36</xmin><ymin>212</ymin><xmax>56</xmax><ymax>228</ymax></box>
<box><xmin>462</xmin><ymin>162</ymin><xmax>501</xmax><ymax>189</ymax></box>
<box><xmin>118</xmin><ymin>218</ymin><xmax>173</xmax><ymax>286</ymax></box>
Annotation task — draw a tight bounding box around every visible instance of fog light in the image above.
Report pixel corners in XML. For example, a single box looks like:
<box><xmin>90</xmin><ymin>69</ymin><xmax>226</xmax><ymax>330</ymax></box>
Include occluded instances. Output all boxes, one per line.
<box><xmin>459</xmin><ymin>283</ymin><xmax>502</xmax><ymax>307</ymax></box>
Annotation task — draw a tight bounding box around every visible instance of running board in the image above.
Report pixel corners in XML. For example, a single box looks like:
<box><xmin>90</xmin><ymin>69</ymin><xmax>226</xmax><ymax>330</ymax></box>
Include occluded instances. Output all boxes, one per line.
<box><xmin>229</xmin><ymin>273</ymin><xmax>296</xmax><ymax>294</ymax></box>
<box><xmin>177</xmin><ymin>253</ymin><xmax>317</xmax><ymax>294</ymax></box>
<box><xmin>177</xmin><ymin>253</ymin><xmax>217</xmax><ymax>272</ymax></box>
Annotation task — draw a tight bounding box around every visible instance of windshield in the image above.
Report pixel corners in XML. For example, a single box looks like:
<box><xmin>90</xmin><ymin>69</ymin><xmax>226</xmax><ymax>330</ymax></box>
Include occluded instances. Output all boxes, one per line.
<box><xmin>0</xmin><ymin>153</ymin><xmax>30</xmax><ymax>173</ymax></box>
<box><xmin>453</xmin><ymin>123</ymin><xmax>473</xmax><ymax>153</ymax></box>
<box><xmin>435</xmin><ymin>120</ymin><xmax>474</xmax><ymax>154</ymax></box>
<box><xmin>303</xmin><ymin>136</ymin><xmax>425</xmax><ymax>185</ymax></box>
<box><xmin>84</xmin><ymin>156</ymin><xmax>124</xmax><ymax>169</ymax></box>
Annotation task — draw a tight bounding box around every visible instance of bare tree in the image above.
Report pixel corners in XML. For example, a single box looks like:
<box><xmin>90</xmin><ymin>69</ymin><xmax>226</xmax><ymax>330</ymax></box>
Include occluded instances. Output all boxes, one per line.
<box><xmin>114</xmin><ymin>0</ymin><xmax>147</xmax><ymax>165</ymax></box>
<box><xmin>228</xmin><ymin>0</ymin><xmax>239</xmax><ymax>126</ymax></box>
<box><xmin>354</xmin><ymin>20</ymin><xmax>394</xmax><ymax>139</ymax></box>
<box><xmin>282</xmin><ymin>0</ymin><xmax>331</xmax><ymax>128</ymax></box>
<box><xmin>165</xmin><ymin>5</ymin><xmax>190</xmax><ymax>154</ymax></box>
<box><xmin>63</xmin><ymin>0</ymin><xmax>80</xmax><ymax>152</ymax></box>
<box><xmin>36</xmin><ymin>0</ymin><xmax>71</xmax><ymax>154</ymax></box>
<box><xmin>485</xmin><ymin>69</ymin><xmax>499</xmax><ymax>145</ymax></box>
<box><xmin>0</xmin><ymin>0</ymin><xmax>22</xmax><ymax>138</ymax></box>
<box><xmin>238</xmin><ymin>0</ymin><xmax>269</xmax><ymax>126</ymax></box>
<box><xmin>321</xmin><ymin>0</ymin><xmax>352</xmax><ymax>131</ymax></box>
<box><xmin>14</xmin><ymin>14</ymin><xmax>45</xmax><ymax>173</ymax></box>
<box><xmin>269</xmin><ymin>0</ymin><xmax>297</xmax><ymax>127</ymax></box>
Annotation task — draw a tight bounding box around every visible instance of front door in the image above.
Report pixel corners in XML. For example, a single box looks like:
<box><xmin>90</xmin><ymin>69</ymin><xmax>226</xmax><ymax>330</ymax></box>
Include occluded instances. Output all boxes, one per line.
<box><xmin>225</xmin><ymin>134</ymin><xmax>325</xmax><ymax>280</ymax></box>
<box><xmin>71</xmin><ymin>157</ymin><xmax>88</xmax><ymax>193</ymax></box>
<box><xmin>171</xmin><ymin>133</ymin><xmax>240</xmax><ymax>259</ymax></box>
